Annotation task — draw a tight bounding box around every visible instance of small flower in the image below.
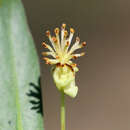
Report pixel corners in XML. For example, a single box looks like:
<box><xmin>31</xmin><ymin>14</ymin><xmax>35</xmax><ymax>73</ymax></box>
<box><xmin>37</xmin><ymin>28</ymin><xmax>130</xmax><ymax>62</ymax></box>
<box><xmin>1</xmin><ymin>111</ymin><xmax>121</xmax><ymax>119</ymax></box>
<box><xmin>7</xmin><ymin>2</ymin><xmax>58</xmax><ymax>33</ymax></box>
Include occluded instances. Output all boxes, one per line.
<box><xmin>42</xmin><ymin>23</ymin><xmax>86</xmax><ymax>98</ymax></box>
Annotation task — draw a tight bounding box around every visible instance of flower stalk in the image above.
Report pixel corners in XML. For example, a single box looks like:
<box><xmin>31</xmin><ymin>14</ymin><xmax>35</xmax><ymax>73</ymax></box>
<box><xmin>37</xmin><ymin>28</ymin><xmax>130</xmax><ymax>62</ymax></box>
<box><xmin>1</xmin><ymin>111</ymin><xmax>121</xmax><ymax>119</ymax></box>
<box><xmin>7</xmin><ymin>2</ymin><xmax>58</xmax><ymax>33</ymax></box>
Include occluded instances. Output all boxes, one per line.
<box><xmin>61</xmin><ymin>91</ymin><xmax>65</xmax><ymax>130</ymax></box>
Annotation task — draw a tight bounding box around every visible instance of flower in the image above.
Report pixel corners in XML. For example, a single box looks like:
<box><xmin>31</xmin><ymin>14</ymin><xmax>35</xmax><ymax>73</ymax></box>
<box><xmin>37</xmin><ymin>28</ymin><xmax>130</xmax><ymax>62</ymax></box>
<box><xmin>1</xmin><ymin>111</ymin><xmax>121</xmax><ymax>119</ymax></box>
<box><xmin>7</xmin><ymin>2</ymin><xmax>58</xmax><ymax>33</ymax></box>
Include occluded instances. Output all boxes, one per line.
<box><xmin>42</xmin><ymin>23</ymin><xmax>86</xmax><ymax>98</ymax></box>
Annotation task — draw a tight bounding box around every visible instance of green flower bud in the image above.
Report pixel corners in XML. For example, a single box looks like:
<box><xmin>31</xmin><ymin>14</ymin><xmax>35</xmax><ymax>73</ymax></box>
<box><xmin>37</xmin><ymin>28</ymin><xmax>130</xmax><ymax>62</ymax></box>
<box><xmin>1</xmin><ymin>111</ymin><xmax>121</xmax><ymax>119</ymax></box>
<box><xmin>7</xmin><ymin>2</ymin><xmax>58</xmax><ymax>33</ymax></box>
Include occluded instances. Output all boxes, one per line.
<box><xmin>52</xmin><ymin>65</ymin><xmax>78</xmax><ymax>98</ymax></box>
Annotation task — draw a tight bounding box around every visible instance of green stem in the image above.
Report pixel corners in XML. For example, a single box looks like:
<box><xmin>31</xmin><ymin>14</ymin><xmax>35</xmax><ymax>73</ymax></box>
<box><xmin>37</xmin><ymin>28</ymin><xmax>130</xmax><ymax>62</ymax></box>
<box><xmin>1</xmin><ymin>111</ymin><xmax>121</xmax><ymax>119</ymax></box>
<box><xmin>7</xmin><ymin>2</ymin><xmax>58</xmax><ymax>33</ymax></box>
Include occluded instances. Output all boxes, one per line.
<box><xmin>61</xmin><ymin>91</ymin><xmax>65</xmax><ymax>130</ymax></box>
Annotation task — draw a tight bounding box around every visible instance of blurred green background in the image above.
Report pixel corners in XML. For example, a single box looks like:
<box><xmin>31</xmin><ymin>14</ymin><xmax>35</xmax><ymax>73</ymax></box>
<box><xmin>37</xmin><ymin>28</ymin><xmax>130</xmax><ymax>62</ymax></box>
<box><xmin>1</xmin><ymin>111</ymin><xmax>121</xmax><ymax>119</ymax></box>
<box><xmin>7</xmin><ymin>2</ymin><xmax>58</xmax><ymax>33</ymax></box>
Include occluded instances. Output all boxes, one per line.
<box><xmin>22</xmin><ymin>0</ymin><xmax>130</xmax><ymax>130</ymax></box>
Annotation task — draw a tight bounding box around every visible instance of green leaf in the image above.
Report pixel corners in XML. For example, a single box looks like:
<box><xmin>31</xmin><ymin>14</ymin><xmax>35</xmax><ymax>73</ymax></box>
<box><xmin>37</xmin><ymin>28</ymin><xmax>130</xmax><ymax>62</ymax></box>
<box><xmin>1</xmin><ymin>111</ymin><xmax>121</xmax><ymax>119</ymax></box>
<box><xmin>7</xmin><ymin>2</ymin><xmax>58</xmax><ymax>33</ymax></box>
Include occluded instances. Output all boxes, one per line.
<box><xmin>0</xmin><ymin>0</ymin><xmax>44</xmax><ymax>130</ymax></box>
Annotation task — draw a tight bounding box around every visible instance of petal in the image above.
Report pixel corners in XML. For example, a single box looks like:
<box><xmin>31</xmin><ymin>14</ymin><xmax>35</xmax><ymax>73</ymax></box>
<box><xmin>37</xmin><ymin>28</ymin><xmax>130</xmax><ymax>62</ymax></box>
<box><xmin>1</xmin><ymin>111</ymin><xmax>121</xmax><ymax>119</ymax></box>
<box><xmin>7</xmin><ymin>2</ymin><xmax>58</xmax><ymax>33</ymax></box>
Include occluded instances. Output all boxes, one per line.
<box><xmin>64</xmin><ymin>80</ymin><xmax>78</xmax><ymax>98</ymax></box>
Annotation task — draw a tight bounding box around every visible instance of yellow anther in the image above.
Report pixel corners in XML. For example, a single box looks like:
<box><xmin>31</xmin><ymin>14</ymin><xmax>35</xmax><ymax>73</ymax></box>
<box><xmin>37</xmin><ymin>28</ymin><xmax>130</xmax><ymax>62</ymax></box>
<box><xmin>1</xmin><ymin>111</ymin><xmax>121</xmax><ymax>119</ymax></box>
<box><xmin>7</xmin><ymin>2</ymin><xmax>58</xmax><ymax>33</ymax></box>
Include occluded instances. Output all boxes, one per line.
<box><xmin>52</xmin><ymin>36</ymin><xmax>58</xmax><ymax>43</ymax></box>
<box><xmin>46</xmin><ymin>30</ymin><xmax>50</xmax><ymax>37</ymax></box>
<box><xmin>82</xmin><ymin>42</ymin><xmax>86</xmax><ymax>47</ymax></box>
<box><xmin>64</xmin><ymin>30</ymin><xmax>68</xmax><ymax>38</ymax></box>
<box><xmin>62</xmin><ymin>23</ymin><xmax>66</xmax><ymax>29</ymax></box>
<box><xmin>70</xmin><ymin>28</ymin><xmax>75</xmax><ymax>33</ymax></box>
<box><xmin>42</xmin><ymin>42</ymin><xmax>48</xmax><ymax>48</ymax></box>
<box><xmin>54</xmin><ymin>28</ymin><xmax>60</xmax><ymax>35</ymax></box>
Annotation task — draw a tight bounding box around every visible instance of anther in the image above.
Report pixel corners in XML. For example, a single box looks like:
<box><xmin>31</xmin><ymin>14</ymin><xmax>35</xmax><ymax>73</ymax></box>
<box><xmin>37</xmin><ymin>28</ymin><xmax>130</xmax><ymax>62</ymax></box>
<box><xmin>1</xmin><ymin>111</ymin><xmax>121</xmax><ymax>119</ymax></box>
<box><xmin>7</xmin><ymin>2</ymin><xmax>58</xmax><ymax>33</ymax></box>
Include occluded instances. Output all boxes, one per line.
<box><xmin>62</xmin><ymin>23</ymin><xmax>66</xmax><ymax>29</ymax></box>
<box><xmin>56</xmin><ymin>56</ymin><xmax>59</xmax><ymax>59</ymax></box>
<box><xmin>73</xmin><ymin>56</ymin><xmax>77</xmax><ymax>59</ymax></box>
<box><xmin>43</xmin><ymin>57</ymin><xmax>48</xmax><ymax>61</ymax></box>
<box><xmin>54</xmin><ymin>28</ymin><xmax>60</xmax><ymax>35</ymax></box>
<box><xmin>46</xmin><ymin>61</ymin><xmax>51</xmax><ymax>65</ymax></box>
<box><xmin>71</xmin><ymin>63</ymin><xmax>77</xmax><ymax>67</ymax></box>
<box><xmin>76</xmin><ymin>37</ymin><xmax>80</xmax><ymax>42</ymax></box>
<box><xmin>46</xmin><ymin>30</ymin><xmax>50</xmax><ymax>37</ymax></box>
<box><xmin>70</xmin><ymin>28</ymin><xmax>75</xmax><ymax>33</ymax></box>
<box><xmin>66</xmin><ymin>41</ymin><xmax>70</xmax><ymax>46</ymax></box>
<box><xmin>42</xmin><ymin>52</ymin><xmax>47</xmax><ymax>56</ymax></box>
<box><xmin>64</xmin><ymin>30</ymin><xmax>68</xmax><ymax>38</ymax></box>
<box><xmin>43</xmin><ymin>57</ymin><xmax>51</xmax><ymax>64</ymax></box>
<box><xmin>52</xmin><ymin>36</ymin><xmax>57</xmax><ymax>43</ymax></box>
<box><xmin>82</xmin><ymin>42</ymin><xmax>86</xmax><ymax>47</ymax></box>
<box><xmin>42</xmin><ymin>42</ymin><xmax>48</xmax><ymax>48</ymax></box>
<box><xmin>80</xmin><ymin>52</ymin><xmax>85</xmax><ymax>56</ymax></box>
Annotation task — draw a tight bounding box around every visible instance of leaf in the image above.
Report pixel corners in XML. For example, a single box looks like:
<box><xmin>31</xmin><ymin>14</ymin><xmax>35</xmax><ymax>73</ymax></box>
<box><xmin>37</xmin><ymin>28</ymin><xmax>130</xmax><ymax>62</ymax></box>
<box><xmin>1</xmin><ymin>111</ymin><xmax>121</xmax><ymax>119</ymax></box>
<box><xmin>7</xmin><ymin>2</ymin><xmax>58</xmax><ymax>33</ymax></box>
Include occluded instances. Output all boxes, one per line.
<box><xmin>0</xmin><ymin>0</ymin><xmax>44</xmax><ymax>130</ymax></box>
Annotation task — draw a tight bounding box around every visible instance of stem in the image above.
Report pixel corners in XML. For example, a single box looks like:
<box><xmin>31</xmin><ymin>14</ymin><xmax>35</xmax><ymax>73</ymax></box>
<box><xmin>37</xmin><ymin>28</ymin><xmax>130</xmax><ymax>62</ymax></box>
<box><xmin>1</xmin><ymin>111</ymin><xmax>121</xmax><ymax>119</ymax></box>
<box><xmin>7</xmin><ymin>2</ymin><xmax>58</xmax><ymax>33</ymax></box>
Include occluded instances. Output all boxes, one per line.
<box><xmin>61</xmin><ymin>91</ymin><xmax>65</xmax><ymax>130</ymax></box>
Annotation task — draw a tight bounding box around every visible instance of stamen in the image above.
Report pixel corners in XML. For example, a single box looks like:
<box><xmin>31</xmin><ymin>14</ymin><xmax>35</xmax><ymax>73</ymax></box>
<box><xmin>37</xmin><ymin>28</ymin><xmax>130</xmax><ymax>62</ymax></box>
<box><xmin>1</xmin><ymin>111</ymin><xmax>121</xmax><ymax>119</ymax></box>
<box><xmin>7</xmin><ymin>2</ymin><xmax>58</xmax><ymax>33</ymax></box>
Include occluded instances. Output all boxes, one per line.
<box><xmin>77</xmin><ymin>42</ymin><xmax>87</xmax><ymax>49</ymax></box>
<box><xmin>46</xmin><ymin>31</ymin><xmax>56</xmax><ymax>51</ymax></box>
<box><xmin>43</xmin><ymin>57</ymin><xmax>59</xmax><ymax>65</ymax></box>
<box><xmin>68</xmin><ymin>40</ymin><xmax>86</xmax><ymax>55</ymax></box>
<box><xmin>52</xmin><ymin>36</ymin><xmax>61</xmax><ymax>53</ymax></box>
<box><xmin>54</xmin><ymin>28</ymin><xmax>61</xmax><ymax>51</ymax></box>
<box><xmin>72</xmin><ymin>52</ymin><xmax>85</xmax><ymax>59</ymax></box>
<box><xmin>61</xmin><ymin>30</ymin><xmax>68</xmax><ymax>51</ymax></box>
<box><xmin>42</xmin><ymin>52</ymin><xmax>56</xmax><ymax>58</ymax></box>
<box><xmin>61</xmin><ymin>24</ymin><xmax>66</xmax><ymax>50</ymax></box>
<box><xmin>54</xmin><ymin>28</ymin><xmax>60</xmax><ymax>35</ymax></box>
<box><xmin>66</xmin><ymin>28</ymin><xmax>75</xmax><ymax>48</ymax></box>
<box><xmin>64</xmin><ymin>41</ymin><xmax>70</xmax><ymax>53</ymax></box>
<box><xmin>42</xmin><ymin>42</ymin><xmax>55</xmax><ymax>53</ymax></box>
<box><xmin>68</xmin><ymin>37</ymin><xmax>80</xmax><ymax>54</ymax></box>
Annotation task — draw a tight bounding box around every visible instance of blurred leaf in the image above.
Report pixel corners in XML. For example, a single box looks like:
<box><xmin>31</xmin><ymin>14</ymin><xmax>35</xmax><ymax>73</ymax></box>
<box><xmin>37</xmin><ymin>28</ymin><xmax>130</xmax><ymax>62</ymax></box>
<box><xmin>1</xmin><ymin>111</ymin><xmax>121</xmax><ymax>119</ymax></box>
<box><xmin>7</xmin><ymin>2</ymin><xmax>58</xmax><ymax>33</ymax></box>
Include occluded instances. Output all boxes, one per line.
<box><xmin>0</xmin><ymin>0</ymin><xmax>44</xmax><ymax>130</ymax></box>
